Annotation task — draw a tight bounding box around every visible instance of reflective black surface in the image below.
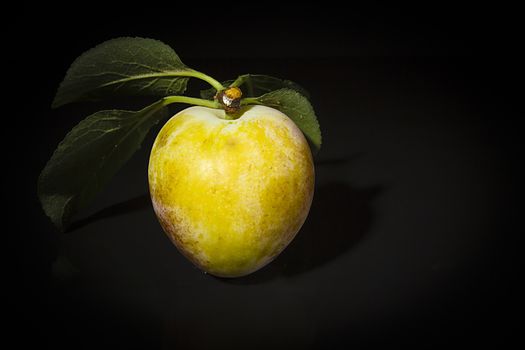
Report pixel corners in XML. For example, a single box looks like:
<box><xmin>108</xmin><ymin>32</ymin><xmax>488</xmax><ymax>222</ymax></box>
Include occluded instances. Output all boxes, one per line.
<box><xmin>9</xmin><ymin>6</ymin><xmax>521</xmax><ymax>349</ymax></box>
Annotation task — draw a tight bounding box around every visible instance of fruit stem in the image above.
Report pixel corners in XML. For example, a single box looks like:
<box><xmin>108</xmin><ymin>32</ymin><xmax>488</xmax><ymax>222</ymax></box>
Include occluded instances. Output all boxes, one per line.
<box><xmin>185</xmin><ymin>69</ymin><xmax>225</xmax><ymax>91</ymax></box>
<box><xmin>161</xmin><ymin>95</ymin><xmax>220</xmax><ymax>109</ymax></box>
<box><xmin>216</xmin><ymin>87</ymin><xmax>243</xmax><ymax>114</ymax></box>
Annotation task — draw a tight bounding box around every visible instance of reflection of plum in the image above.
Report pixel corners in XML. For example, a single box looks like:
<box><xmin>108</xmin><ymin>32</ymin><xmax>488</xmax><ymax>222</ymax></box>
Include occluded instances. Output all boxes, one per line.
<box><xmin>149</xmin><ymin>105</ymin><xmax>315</xmax><ymax>278</ymax></box>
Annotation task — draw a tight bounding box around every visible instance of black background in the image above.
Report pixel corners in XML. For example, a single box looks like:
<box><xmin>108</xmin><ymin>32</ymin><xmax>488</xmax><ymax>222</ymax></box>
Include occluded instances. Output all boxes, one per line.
<box><xmin>8</xmin><ymin>4</ymin><xmax>522</xmax><ymax>349</ymax></box>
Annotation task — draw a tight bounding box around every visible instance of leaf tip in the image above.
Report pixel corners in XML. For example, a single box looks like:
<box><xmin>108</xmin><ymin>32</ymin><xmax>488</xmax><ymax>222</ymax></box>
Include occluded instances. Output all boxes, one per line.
<box><xmin>51</xmin><ymin>96</ymin><xmax>62</xmax><ymax>109</ymax></box>
<box><xmin>38</xmin><ymin>169</ymin><xmax>72</xmax><ymax>232</ymax></box>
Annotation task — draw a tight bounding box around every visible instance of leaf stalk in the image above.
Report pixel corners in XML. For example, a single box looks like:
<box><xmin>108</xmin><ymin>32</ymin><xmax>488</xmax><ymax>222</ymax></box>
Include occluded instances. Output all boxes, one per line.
<box><xmin>184</xmin><ymin>69</ymin><xmax>225</xmax><ymax>91</ymax></box>
<box><xmin>161</xmin><ymin>95</ymin><xmax>220</xmax><ymax>109</ymax></box>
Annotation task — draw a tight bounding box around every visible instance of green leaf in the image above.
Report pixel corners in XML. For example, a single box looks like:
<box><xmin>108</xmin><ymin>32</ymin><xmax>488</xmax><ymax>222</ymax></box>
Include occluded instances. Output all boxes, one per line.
<box><xmin>53</xmin><ymin>37</ymin><xmax>192</xmax><ymax>108</ymax></box>
<box><xmin>199</xmin><ymin>74</ymin><xmax>310</xmax><ymax>100</ymax></box>
<box><xmin>255</xmin><ymin>88</ymin><xmax>321</xmax><ymax>152</ymax></box>
<box><xmin>234</xmin><ymin>74</ymin><xmax>311</xmax><ymax>99</ymax></box>
<box><xmin>38</xmin><ymin>100</ymin><xmax>168</xmax><ymax>230</ymax></box>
